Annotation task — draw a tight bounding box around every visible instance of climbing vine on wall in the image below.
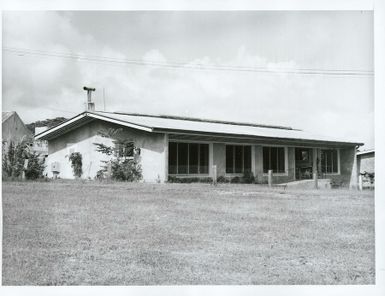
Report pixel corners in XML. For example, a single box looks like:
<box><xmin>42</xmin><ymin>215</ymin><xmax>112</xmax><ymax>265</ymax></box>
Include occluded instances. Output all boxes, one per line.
<box><xmin>68</xmin><ymin>152</ymin><xmax>83</xmax><ymax>178</ymax></box>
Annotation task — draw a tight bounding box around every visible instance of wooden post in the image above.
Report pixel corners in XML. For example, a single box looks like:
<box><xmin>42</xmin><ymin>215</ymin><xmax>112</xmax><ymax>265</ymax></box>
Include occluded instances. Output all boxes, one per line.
<box><xmin>22</xmin><ymin>159</ymin><xmax>29</xmax><ymax>180</ymax></box>
<box><xmin>268</xmin><ymin>170</ymin><xmax>272</xmax><ymax>188</ymax></box>
<box><xmin>314</xmin><ymin>170</ymin><xmax>318</xmax><ymax>189</ymax></box>
<box><xmin>107</xmin><ymin>162</ymin><xmax>112</xmax><ymax>180</ymax></box>
<box><xmin>212</xmin><ymin>165</ymin><xmax>217</xmax><ymax>185</ymax></box>
<box><xmin>358</xmin><ymin>175</ymin><xmax>363</xmax><ymax>191</ymax></box>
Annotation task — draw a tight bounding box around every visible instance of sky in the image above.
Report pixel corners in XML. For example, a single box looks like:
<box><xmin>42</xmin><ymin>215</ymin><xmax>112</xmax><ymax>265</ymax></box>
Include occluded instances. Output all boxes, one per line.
<box><xmin>2</xmin><ymin>11</ymin><xmax>374</xmax><ymax>149</ymax></box>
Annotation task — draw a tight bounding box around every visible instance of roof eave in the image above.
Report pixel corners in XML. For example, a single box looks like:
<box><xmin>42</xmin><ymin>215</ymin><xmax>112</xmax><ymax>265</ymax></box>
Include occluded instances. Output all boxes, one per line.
<box><xmin>153</xmin><ymin>128</ymin><xmax>364</xmax><ymax>147</ymax></box>
<box><xmin>35</xmin><ymin>111</ymin><xmax>153</xmax><ymax>141</ymax></box>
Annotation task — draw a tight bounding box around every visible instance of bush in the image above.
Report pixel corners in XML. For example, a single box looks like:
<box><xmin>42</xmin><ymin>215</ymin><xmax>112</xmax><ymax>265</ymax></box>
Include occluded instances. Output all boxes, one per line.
<box><xmin>243</xmin><ymin>170</ymin><xmax>255</xmax><ymax>184</ymax></box>
<box><xmin>217</xmin><ymin>176</ymin><xmax>228</xmax><ymax>183</ymax></box>
<box><xmin>168</xmin><ymin>173</ymin><xmax>256</xmax><ymax>184</ymax></box>
<box><xmin>110</xmin><ymin>158</ymin><xmax>142</xmax><ymax>181</ymax></box>
<box><xmin>2</xmin><ymin>140</ymin><xmax>45</xmax><ymax>180</ymax></box>
<box><xmin>168</xmin><ymin>176</ymin><xmax>213</xmax><ymax>183</ymax></box>
<box><xmin>25</xmin><ymin>152</ymin><xmax>46</xmax><ymax>180</ymax></box>
<box><xmin>96</xmin><ymin>169</ymin><xmax>106</xmax><ymax>180</ymax></box>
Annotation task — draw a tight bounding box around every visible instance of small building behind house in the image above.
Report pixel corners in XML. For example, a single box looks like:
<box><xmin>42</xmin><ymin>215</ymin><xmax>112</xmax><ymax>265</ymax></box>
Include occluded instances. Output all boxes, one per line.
<box><xmin>357</xmin><ymin>149</ymin><xmax>374</xmax><ymax>174</ymax></box>
<box><xmin>2</xmin><ymin>111</ymin><xmax>33</xmax><ymax>151</ymax></box>
<box><xmin>357</xmin><ymin>149</ymin><xmax>375</xmax><ymax>189</ymax></box>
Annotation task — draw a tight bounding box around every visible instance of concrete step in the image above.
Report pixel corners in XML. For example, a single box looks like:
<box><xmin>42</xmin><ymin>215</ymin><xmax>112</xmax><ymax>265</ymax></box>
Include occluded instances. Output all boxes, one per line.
<box><xmin>279</xmin><ymin>179</ymin><xmax>331</xmax><ymax>190</ymax></box>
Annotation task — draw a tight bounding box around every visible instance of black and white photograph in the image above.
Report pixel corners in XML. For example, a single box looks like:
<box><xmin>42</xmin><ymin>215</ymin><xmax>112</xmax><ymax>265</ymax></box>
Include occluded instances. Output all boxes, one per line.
<box><xmin>1</xmin><ymin>2</ymin><xmax>382</xmax><ymax>293</ymax></box>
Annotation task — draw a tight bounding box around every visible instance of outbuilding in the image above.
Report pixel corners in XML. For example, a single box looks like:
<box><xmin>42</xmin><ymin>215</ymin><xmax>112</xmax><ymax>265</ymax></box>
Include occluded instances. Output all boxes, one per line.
<box><xmin>357</xmin><ymin>149</ymin><xmax>375</xmax><ymax>175</ymax></box>
<box><xmin>2</xmin><ymin>111</ymin><xmax>33</xmax><ymax>151</ymax></box>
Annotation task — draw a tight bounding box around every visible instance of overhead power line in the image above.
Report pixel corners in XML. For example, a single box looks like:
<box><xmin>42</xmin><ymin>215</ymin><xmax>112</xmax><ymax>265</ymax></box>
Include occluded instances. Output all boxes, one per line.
<box><xmin>3</xmin><ymin>46</ymin><xmax>373</xmax><ymax>77</ymax></box>
<box><xmin>37</xmin><ymin>107</ymin><xmax>77</xmax><ymax>114</ymax></box>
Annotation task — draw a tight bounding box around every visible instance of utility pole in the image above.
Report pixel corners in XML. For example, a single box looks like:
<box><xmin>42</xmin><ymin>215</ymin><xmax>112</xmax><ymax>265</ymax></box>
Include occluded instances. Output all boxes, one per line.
<box><xmin>83</xmin><ymin>86</ymin><xmax>96</xmax><ymax>111</ymax></box>
<box><xmin>103</xmin><ymin>87</ymin><xmax>106</xmax><ymax>111</ymax></box>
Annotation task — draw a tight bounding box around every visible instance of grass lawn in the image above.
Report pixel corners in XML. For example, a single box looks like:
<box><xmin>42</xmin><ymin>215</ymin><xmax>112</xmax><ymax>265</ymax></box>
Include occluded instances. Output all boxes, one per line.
<box><xmin>2</xmin><ymin>181</ymin><xmax>375</xmax><ymax>285</ymax></box>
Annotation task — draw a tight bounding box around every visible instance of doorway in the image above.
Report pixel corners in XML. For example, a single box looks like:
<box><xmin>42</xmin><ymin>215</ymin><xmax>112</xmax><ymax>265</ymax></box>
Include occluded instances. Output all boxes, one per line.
<box><xmin>295</xmin><ymin>148</ymin><xmax>313</xmax><ymax>180</ymax></box>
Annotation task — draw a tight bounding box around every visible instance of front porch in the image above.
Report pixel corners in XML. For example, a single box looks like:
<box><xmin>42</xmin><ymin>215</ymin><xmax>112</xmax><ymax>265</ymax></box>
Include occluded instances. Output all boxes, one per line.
<box><xmin>166</xmin><ymin>137</ymin><xmax>358</xmax><ymax>188</ymax></box>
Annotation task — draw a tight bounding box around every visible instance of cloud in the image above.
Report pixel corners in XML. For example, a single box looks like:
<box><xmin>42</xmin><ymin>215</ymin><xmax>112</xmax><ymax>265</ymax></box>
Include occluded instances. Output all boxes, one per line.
<box><xmin>142</xmin><ymin>49</ymin><xmax>167</xmax><ymax>64</ymax></box>
<box><xmin>2</xmin><ymin>11</ymin><xmax>374</xmax><ymax>149</ymax></box>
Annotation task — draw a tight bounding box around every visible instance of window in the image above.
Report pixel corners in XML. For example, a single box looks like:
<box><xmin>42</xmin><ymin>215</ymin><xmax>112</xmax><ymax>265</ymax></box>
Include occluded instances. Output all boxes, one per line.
<box><xmin>115</xmin><ymin>141</ymin><xmax>135</xmax><ymax>158</ymax></box>
<box><xmin>321</xmin><ymin>149</ymin><xmax>338</xmax><ymax>173</ymax></box>
<box><xmin>295</xmin><ymin>148</ymin><xmax>311</xmax><ymax>161</ymax></box>
<box><xmin>168</xmin><ymin>142</ymin><xmax>209</xmax><ymax>175</ymax></box>
<box><xmin>263</xmin><ymin>147</ymin><xmax>285</xmax><ymax>173</ymax></box>
<box><xmin>226</xmin><ymin>145</ymin><xmax>251</xmax><ymax>174</ymax></box>
<box><xmin>199</xmin><ymin>144</ymin><xmax>209</xmax><ymax>174</ymax></box>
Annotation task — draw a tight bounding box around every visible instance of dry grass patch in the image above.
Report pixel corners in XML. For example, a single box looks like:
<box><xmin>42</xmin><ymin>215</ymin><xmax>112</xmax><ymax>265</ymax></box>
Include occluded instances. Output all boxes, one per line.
<box><xmin>2</xmin><ymin>181</ymin><xmax>375</xmax><ymax>285</ymax></box>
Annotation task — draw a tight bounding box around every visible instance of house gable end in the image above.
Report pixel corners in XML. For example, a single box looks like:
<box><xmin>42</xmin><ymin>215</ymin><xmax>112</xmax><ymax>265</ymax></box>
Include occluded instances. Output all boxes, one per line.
<box><xmin>35</xmin><ymin>112</ymin><xmax>153</xmax><ymax>141</ymax></box>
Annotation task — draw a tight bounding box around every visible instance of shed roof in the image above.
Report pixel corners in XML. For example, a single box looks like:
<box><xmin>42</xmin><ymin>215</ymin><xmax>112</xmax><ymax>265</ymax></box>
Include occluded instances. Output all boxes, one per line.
<box><xmin>35</xmin><ymin>110</ymin><xmax>363</xmax><ymax>146</ymax></box>
<box><xmin>357</xmin><ymin>149</ymin><xmax>375</xmax><ymax>156</ymax></box>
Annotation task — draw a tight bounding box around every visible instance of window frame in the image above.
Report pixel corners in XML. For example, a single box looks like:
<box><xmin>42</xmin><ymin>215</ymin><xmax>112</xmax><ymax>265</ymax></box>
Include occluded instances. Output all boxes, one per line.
<box><xmin>168</xmin><ymin>141</ymin><xmax>210</xmax><ymax>176</ymax></box>
<box><xmin>320</xmin><ymin>148</ymin><xmax>340</xmax><ymax>175</ymax></box>
<box><xmin>262</xmin><ymin>145</ymin><xmax>288</xmax><ymax>176</ymax></box>
<box><xmin>114</xmin><ymin>141</ymin><xmax>136</xmax><ymax>159</ymax></box>
<box><xmin>225</xmin><ymin>144</ymin><xmax>252</xmax><ymax>176</ymax></box>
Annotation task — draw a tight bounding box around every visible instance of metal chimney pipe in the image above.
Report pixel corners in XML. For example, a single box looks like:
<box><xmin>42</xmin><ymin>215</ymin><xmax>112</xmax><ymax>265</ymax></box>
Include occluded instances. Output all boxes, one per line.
<box><xmin>83</xmin><ymin>86</ymin><xmax>96</xmax><ymax>111</ymax></box>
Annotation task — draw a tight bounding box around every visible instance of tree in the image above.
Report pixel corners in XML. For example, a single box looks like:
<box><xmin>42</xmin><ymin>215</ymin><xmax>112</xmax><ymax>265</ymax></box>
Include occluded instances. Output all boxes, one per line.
<box><xmin>93</xmin><ymin>128</ymin><xmax>142</xmax><ymax>181</ymax></box>
<box><xmin>26</xmin><ymin>117</ymin><xmax>68</xmax><ymax>134</ymax></box>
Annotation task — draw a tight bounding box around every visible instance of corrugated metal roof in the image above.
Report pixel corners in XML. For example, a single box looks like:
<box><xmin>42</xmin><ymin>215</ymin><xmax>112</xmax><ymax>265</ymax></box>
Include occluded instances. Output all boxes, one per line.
<box><xmin>36</xmin><ymin>110</ymin><xmax>363</xmax><ymax>146</ymax></box>
<box><xmin>93</xmin><ymin>111</ymin><xmax>361</xmax><ymax>145</ymax></box>
<box><xmin>107</xmin><ymin>112</ymin><xmax>296</xmax><ymax>130</ymax></box>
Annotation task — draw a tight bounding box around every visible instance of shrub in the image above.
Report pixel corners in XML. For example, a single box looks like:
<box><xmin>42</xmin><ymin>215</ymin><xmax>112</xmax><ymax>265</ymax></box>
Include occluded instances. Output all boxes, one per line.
<box><xmin>199</xmin><ymin>177</ymin><xmax>213</xmax><ymax>183</ymax></box>
<box><xmin>217</xmin><ymin>176</ymin><xmax>228</xmax><ymax>183</ymax></box>
<box><xmin>96</xmin><ymin>169</ymin><xmax>106</xmax><ymax>180</ymax></box>
<box><xmin>110</xmin><ymin>158</ymin><xmax>142</xmax><ymax>181</ymax></box>
<box><xmin>243</xmin><ymin>170</ymin><xmax>255</xmax><ymax>184</ymax></box>
<box><xmin>2</xmin><ymin>140</ymin><xmax>45</xmax><ymax>180</ymax></box>
<box><xmin>24</xmin><ymin>152</ymin><xmax>46</xmax><ymax>180</ymax></box>
<box><xmin>68</xmin><ymin>152</ymin><xmax>83</xmax><ymax>178</ymax></box>
<box><xmin>168</xmin><ymin>176</ymin><xmax>213</xmax><ymax>183</ymax></box>
<box><xmin>230</xmin><ymin>176</ymin><xmax>241</xmax><ymax>183</ymax></box>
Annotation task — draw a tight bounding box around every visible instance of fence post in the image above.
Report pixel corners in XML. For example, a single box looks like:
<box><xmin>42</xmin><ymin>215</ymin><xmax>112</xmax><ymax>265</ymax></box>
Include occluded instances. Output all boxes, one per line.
<box><xmin>212</xmin><ymin>165</ymin><xmax>217</xmax><ymax>185</ymax></box>
<box><xmin>268</xmin><ymin>170</ymin><xmax>272</xmax><ymax>188</ymax></box>
<box><xmin>358</xmin><ymin>175</ymin><xmax>363</xmax><ymax>191</ymax></box>
<box><xmin>22</xmin><ymin>159</ymin><xmax>29</xmax><ymax>180</ymax></box>
<box><xmin>314</xmin><ymin>170</ymin><xmax>318</xmax><ymax>189</ymax></box>
<box><xmin>107</xmin><ymin>162</ymin><xmax>112</xmax><ymax>180</ymax></box>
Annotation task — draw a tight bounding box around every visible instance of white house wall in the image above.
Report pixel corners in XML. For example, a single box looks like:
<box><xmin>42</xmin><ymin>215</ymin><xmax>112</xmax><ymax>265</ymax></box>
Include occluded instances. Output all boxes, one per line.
<box><xmin>137</xmin><ymin>133</ymin><xmax>167</xmax><ymax>182</ymax></box>
<box><xmin>45</xmin><ymin>120</ymin><xmax>167</xmax><ymax>181</ymax></box>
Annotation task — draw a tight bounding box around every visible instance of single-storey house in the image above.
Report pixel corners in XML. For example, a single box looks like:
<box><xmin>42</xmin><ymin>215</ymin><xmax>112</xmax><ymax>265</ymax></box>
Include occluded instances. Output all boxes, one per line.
<box><xmin>35</xmin><ymin>111</ymin><xmax>362</xmax><ymax>187</ymax></box>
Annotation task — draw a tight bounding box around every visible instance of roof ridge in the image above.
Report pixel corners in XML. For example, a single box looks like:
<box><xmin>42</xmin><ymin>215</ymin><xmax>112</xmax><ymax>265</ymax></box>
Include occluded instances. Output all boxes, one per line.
<box><xmin>96</xmin><ymin>110</ymin><xmax>298</xmax><ymax>131</ymax></box>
